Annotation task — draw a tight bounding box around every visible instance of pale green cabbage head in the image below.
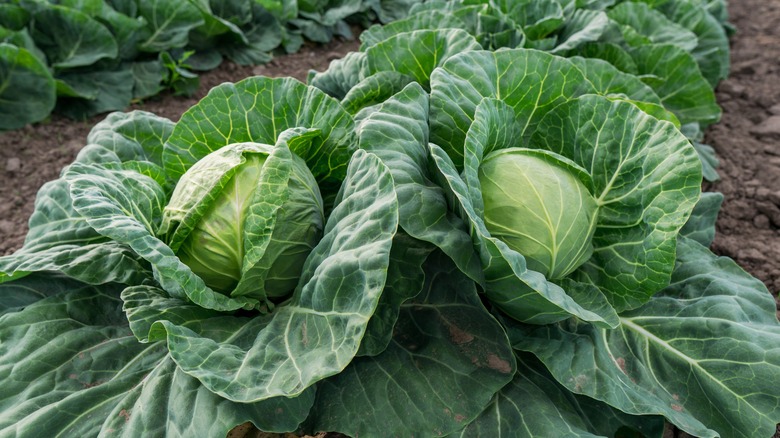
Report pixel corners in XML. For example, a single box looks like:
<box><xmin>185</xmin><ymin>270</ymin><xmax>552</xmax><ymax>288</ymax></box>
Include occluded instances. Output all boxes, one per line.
<box><xmin>163</xmin><ymin>143</ymin><xmax>324</xmax><ymax>299</ymax></box>
<box><xmin>478</xmin><ymin>148</ymin><xmax>598</xmax><ymax>280</ymax></box>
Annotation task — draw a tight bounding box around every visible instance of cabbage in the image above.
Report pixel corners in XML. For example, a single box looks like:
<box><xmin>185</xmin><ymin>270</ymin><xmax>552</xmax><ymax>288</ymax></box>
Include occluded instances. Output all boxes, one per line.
<box><xmin>479</xmin><ymin>148</ymin><xmax>598</xmax><ymax>279</ymax></box>
<box><xmin>165</xmin><ymin>145</ymin><xmax>324</xmax><ymax>298</ymax></box>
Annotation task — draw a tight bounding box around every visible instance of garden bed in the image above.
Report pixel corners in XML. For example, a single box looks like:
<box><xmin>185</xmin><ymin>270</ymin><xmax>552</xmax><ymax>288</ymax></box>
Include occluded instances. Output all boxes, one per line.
<box><xmin>0</xmin><ymin>1</ymin><xmax>778</xmax><ymax>437</ymax></box>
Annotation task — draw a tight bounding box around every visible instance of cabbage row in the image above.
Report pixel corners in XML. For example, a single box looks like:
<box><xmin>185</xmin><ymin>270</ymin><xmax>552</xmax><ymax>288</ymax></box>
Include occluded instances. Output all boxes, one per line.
<box><xmin>0</xmin><ymin>0</ymin><xmax>419</xmax><ymax>130</ymax></box>
<box><xmin>2</xmin><ymin>1</ymin><xmax>780</xmax><ymax>437</ymax></box>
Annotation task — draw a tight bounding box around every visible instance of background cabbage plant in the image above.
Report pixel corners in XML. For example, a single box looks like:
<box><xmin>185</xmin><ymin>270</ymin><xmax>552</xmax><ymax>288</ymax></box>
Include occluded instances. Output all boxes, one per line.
<box><xmin>0</xmin><ymin>0</ymin><xmax>426</xmax><ymax>130</ymax></box>
<box><xmin>310</xmin><ymin>0</ymin><xmax>727</xmax><ymax>181</ymax></box>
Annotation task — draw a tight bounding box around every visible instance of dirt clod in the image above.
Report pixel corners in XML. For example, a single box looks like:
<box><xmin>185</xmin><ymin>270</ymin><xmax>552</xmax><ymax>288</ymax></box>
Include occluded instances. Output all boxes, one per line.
<box><xmin>0</xmin><ymin>220</ymin><xmax>13</xmax><ymax>234</ymax></box>
<box><xmin>756</xmin><ymin>202</ymin><xmax>780</xmax><ymax>227</ymax></box>
<box><xmin>737</xmin><ymin>248</ymin><xmax>768</xmax><ymax>264</ymax></box>
<box><xmin>750</xmin><ymin>115</ymin><xmax>780</xmax><ymax>137</ymax></box>
<box><xmin>754</xmin><ymin>214</ymin><xmax>771</xmax><ymax>229</ymax></box>
<box><xmin>5</xmin><ymin>158</ymin><xmax>20</xmax><ymax>173</ymax></box>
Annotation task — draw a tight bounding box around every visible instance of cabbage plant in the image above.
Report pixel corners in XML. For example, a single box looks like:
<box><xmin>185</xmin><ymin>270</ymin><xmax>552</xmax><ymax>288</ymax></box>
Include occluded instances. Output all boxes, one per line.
<box><xmin>0</xmin><ymin>76</ymin><xmax>397</xmax><ymax>428</ymax></box>
<box><xmin>160</xmin><ymin>143</ymin><xmax>325</xmax><ymax>301</ymax></box>
<box><xmin>317</xmin><ymin>78</ymin><xmax>780</xmax><ymax>438</ymax></box>
<box><xmin>420</xmin><ymin>49</ymin><xmax>701</xmax><ymax>326</ymax></box>
<box><xmin>309</xmin><ymin>54</ymin><xmax>780</xmax><ymax>434</ymax></box>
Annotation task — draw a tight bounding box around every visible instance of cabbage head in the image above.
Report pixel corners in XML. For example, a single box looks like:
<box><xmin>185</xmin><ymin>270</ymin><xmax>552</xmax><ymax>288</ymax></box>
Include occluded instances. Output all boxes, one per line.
<box><xmin>161</xmin><ymin>143</ymin><xmax>324</xmax><ymax>299</ymax></box>
<box><xmin>478</xmin><ymin>148</ymin><xmax>598</xmax><ymax>280</ymax></box>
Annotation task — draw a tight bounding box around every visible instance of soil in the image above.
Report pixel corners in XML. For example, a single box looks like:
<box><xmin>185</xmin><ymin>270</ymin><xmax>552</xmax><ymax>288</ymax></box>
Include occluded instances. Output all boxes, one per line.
<box><xmin>0</xmin><ymin>1</ymin><xmax>779</xmax><ymax>437</ymax></box>
<box><xmin>704</xmin><ymin>0</ymin><xmax>780</xmax><ymax>310</ymax></box>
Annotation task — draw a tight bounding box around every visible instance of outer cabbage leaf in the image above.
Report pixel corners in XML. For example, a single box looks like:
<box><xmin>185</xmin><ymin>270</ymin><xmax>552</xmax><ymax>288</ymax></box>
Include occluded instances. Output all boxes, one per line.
<box><xmin>79</xmin><ymin>110</ymin><xmax>175</xmax><ymax>171</ymax></box>
<box><xmin>367</xmin><ymin>0</ymin><xmax>422</xmax><ymax>23</ymax></box>
<box><xmin>136</xmin><ymin>0</ymin><xmax>204</xmax><ymax>51</ymax></box>
<box><xmin>101</xmin><ymin>356</ymin><xmax>312</xmax><ymax>436</ymax></box>
<box><xmin>510</xmin><ymin>237</ymin><xmax>780</xmax><ymax>438</ymax></box>
<box><xmin>530</xmin><ymin>94</ymin><xmax>701</xmax><ymax>312</ymax></box>
<box><xmin>0</xmin><ymin>273</ymin><xmax>85</xmax><ymax>316</ymax></box>
<box><xmin>341</xmin><ymin>71</ymin><xmax>416</xmax><ymax>116</ymax></box>
<box><xmin>357</xmin><ymin>82</ymin><xmax>483</xmax><ymax>284</ymax></box>
<box><xmin>63</xmin><ymin>162</ymin><xmax>207</xmax><ymax>304</ymax></box>
<box><xmin>551</xmin><ymin>9</ymin><xmax>609</xmax><ymax>53</ymax></box>
<box><xmin>356</xmin><ymin>232</ymin><xmax>432</xmax><ymax>356</ymax></box>
<box><xmin>567</xmin><ymin>56</ymin><xmax>661</xmax><ymax>105</ymax></box>
<box><xmin>497</xmin><ymin>0</ymin><xmax>563</xmax><ymax>40</ymax></box>
<box><xmin>687</xmin><ymin>0</ymin><xmax>730</xmax><ymax>31</ymax></box>
<box><xmin>680</xmin><ymin>191</ymin><xmax>723</xmax><ymax>247</ymax></box>
<box><xmin>299</xmin><ymin>0</ymin><xmax>362</xmax><ymax>26</ymax></box>
<box><xmin>165</xmin><ymin>77</ymin><xmax>355</xmax><ymax>192</ymax></box>
<box><xmin>363</xmin><ymin>28</ymin><xmax>482</xmax><ymax>90</ymax></box>
<box><xmin>292</xmin><ymin>0</ymin><xmax>361</xmax><ymax>43</ymax></box>
<box><xmin>254</xmin><ymin>0</ymin><xmax>297</xmax><ymax>20</ymax></box>
<box><xmin>0</xmin><ymin>276</ymin><xmax>312</xmax><ymax>437</ymax></box>
<box><xmin>307</xmin><ymin>51</ymin><xmax>366</xmax><ymax>100</ymax></box>
<box><xmin>95</xmin><ymin>2</ymin><xmax>147</xmax><ymax>60</ymax></box>
<box><xmin>358</xmin><ymin>10</ymin><xmax>467</xmax><ymax>49</ymax></box>
<box><xmin>307</xmin><ymin>251</ymin><xmax>516</xmax><ymax>437</ymax></box>
<box><xmin>429</xmin><ymin>49</ymin><xmax>596</xmax><ymax>167</ymax></box>
<box><xmin>186</xmin><ymin>0</ymin><xmax>249</xmax><ymax>43</ymax></box>
<box><xmin>567</xmin><ymin>41</ymin><xmax>639</xmax><ymax>74</ymax></box>
<box><xmin>628</xmin><ymin>44</ymin><xmax>721</xmax><ymax>126</ymax></box>
<box><xmin>607</xmin><ymin>2</ymin><xmax>698</xmax><ymax>52</ymax></box>
<box><xmin>144</xmin><ymin>150</ymin><xmax>399</xmax><ymax>402</ymax></box>
<box><xmin>30</xmin><ymin>4</ymin><xmax>118</xmax><ymax>68</ymax></box>
<box><xmin>0</xmin><ymin>5</ymin><xmax>29</xmax><ymax>31</ymax></box>
<box><xmin>217</xmin><ymin>5</ymin><xmax>283</xmax><ymax>66</ymax></box>
<box><xmin>0</xmin><ymin>43</ymin><xmax>55</xmax><ymax>130</ymax></box>
<box><xmin>55</xmin><ymin>68</ymin><xmax>135</xmax><ymax>119</ymax></box>
<box><xmin>451</xmin><ymin>353</ymin><xmax>665</xmax><ymax>437</ymax></box>
<box><xmin>130</xmin><ymin>59</ymin><xmax>166</xmax><ymax>99</ymax></box>
<box><xmin>693</xmin><ymin>141</ymin><xmax>720</xmax><ymax>182</ymax></box>
<box><xmin>0</xmin><ymin>179</ymin><xmax>151</xmax><ymax>286</ymax></box>
<box><xmin>0</xmin><ymin>27</ymin><xmax>44</xmax><ymax>62</ymax></box>
<box><xmin>0</xmin><ymin>111</ymin><xmax>173</xmax><ymax>285</ymax></box>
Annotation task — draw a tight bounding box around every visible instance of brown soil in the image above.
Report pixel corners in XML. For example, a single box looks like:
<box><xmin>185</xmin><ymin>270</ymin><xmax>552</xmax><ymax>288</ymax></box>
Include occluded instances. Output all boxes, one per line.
<box><xmin>705</xmin><ymin>0</ymin><xmax>780</xmax><ymax>310</ymax></box>
<box><xmin>0</xmin><ymin>2</ymin><xmax>779</xmax><ymax>437</ymax></box>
